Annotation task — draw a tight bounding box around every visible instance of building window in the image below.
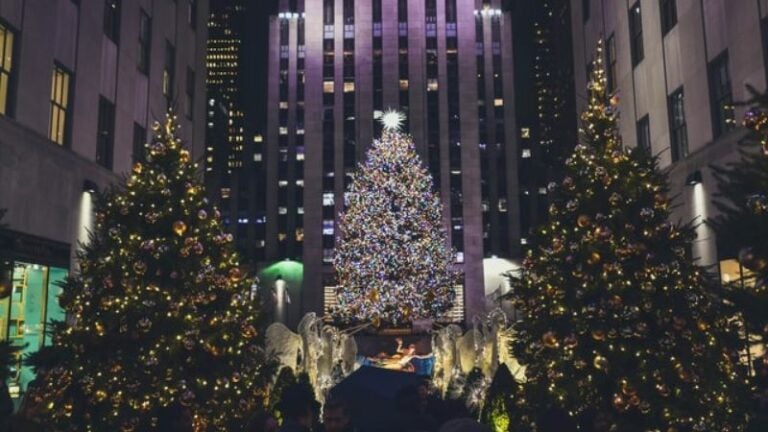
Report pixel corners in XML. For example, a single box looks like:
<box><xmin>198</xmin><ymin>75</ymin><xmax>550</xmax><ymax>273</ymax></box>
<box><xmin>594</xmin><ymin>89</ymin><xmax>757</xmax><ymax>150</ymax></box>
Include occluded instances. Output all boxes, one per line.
<box><xmin>133</xmin><ymin>122</ymin><xmax>146</xmax><ymax>163</ymax></box>
<box><xmin>186</xmin><ymin>67</ymin><xmax>195</xmax><ymax>118</ymax></box>
<box><xmin>138</xmin><ymin>10</ymin><xmax>151</xmax><ymax>75</ymax></box>
<box><xmin>636</xmin><ymin>114</ymin><xmax>651</xmax><ymax>152</ymax></box>
<box><xmin>0</xmin><ymin>23</ymin><xmax>15</xmax><ymax>116</ymax></box>
<box><xmin>708</xmin><ymin>51</ymin><xmax>734</xmax><ymax>139</ymax></box>
<box><xmin>583</xmin><ymin>0</ymin><xmax>590</xmax><ymax>22</ymax></box>
<box><xmin>323</xmin><ymin>80</ymin><xmax>335</xmax><ymax>93</ymax></box>
<box><xmin>104</xmin><ymin>0</ymin><xmax>121</xmax><ymax>44</ymax></box>
<box><xmin>763</xmin><ymin>17</ymin><xmax>768</xmax><ymax>85</ymax></box>
<box><xmin>188</xmin><ymin>0</ymin><xmax>197</xmax><ymax>29</ymax></box>
<box><xmin>96</xmin><ymin>96</ymin><xmax>116</xmax><ymax>170</ymax></box>
<box><xmin>606</xmin><ymin>33</ymin><xmax>617</xmax><ymax>93</ymax></box>
<box><xmin>324</xmin><ymin>0</ymin><xmax>334</xmax><ymax>25</ymax></box>
<box><xmin>163</xmin><ymin>41</ymin><xmax>175</xmax><ymax>100</ymax></box>
<box><xmin>49</xmin><ymin>66</ymin><xmax>71</xmax><ymax>146</ymax></box>
<box><xmin>668</xmin><ymin>87</ymin><xmax>688</xmax><ymax>162</ymax></box>
<box><xmin>660</xmin><ymin>0</ymin><xmax>677</xmax><ymax>35</ymax></box>
<box><xmin>629</xmin><ymin>2</ymin><xmax>644</xmax><ymax>66</ymax></box>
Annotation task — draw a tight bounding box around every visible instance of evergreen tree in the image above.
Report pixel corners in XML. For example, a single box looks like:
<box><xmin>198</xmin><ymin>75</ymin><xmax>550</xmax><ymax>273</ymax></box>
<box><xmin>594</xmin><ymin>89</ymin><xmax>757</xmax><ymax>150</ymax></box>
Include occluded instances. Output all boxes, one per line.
<box><xmin>333</xmin><ymin>111</ymin><xmax>457</xmax><ymax>327</ymax></box>
<box><xmin>39</xmin><ymin>114</ymin><xmax>271</xmax><ymax>431</ymax></box>
<box><xmin>479</xmin><ymin>365</ymin><xmax>514</xmax><ymax>432</ymax></box>
<box><xmin>711</xmin><ymin>88</ymin><xmax>768</xmax><ymax>347</ymax></box>
<box><xmin>508</xmin><ymin>42</ymin><xmax>748</xmax><ymax>431</ymax></box>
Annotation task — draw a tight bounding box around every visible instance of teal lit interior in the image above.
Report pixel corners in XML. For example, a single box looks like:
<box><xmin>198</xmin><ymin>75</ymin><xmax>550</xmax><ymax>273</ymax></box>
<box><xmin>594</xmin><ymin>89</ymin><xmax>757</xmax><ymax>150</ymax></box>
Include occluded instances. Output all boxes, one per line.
<box><xmin>258</xmin><ymin>260</ymin><xmax>304</xmax><ymax>325</ymax></box>
<box><xmin>0</xmin><ymin>261</ymin><xmax>67</xmax><ymax>399</ymax></box>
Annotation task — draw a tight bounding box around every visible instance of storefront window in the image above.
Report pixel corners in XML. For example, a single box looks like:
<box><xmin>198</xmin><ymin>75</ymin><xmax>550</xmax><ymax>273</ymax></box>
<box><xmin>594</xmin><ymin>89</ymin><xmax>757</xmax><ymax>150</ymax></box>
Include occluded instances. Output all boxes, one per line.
<box><xmin>719</xmin><ymin>258</ymin><xmax>755</xmax><ymax>288</ymax></box>
<box><xmin>0</xmin><ymin>261</ymin><xmax>67</xmax><ymax>399</ymax></box>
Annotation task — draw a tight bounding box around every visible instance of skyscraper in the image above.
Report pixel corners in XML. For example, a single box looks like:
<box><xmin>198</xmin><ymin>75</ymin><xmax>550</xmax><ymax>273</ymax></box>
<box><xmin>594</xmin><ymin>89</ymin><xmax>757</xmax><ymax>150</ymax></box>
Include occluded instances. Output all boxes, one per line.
<box><xmin>267</xmin><ymin>0</ymin><xmax>522</xmax><ymax>324</ymax></box>
<box><xmin>206</xmin><ymin>0</ymin><xmax>266</xmax><ymax>263</ymax></box>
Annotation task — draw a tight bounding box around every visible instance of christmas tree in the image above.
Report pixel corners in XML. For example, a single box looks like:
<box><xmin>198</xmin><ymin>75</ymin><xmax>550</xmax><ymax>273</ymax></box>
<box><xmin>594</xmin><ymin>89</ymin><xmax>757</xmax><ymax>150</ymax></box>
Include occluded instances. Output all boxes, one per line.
<box><xmin>507</xmin><ymin>42</ymin><xmax>748</xmax><ymax>431</ymax></box>
<box><xmin>333</xmin><ymin>110</ymin><xmax>457</xmax><ymax>327</ymax></box>
<box><xmin>39</xmin><ymin>114</ymin><xmax>271</xmax><ymax>431</ymax></box>
<box><xmin>711</xmin><ymin>88</ymin><xmax>768</xmax><ymax>348</ymax></box>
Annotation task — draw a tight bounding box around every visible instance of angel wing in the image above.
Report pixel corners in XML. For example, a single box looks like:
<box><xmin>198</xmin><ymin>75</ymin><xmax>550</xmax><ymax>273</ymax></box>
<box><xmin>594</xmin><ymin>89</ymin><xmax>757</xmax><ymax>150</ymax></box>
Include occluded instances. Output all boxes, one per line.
<box><xmin>266</xmin><ymin>322</ymin><xmax>303</xmax><ymax>372</ymax></box>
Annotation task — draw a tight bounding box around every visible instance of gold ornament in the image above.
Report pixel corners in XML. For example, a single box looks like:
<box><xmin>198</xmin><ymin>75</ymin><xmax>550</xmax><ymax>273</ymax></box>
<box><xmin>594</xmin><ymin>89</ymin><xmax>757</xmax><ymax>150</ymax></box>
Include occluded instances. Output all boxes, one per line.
<box><xmin>132</xmin><ymin>163</ymin><xmax>143</xmax><ymax>174</ymax></box>
<box><xmin>577</xmin><ymin>214</ymin><xmax>591</xmax><ymax>227</ymax></box>
<box><xmin>173</xmin><ymin>220</ymin><xmax>188</xmax><ymax>237</ymax></box>
<box><xmin>371</xmin><ymin>315</ymin><xmax>381</xmax><ymax>328</ymax></box>
<box><xmin>542</xmin><ymin>332</ymin><xmax>559</xmax><ymax>348</ymax></box>
<box><xmin>179</xmin><ymin>149</ymin><xmax>191</xmax><ymax>163</ymax></box>
<box><xmin>592</xmin><ymin>330</ymin><xmax>606</xmax><ymax>341</ymax></box>
<box><xmin>229</xmin><ymin>267</ymin><xmax>242</xmax><ymax>282</ymax></box>
<box><xmin>587</xmin><ymin>252</ymin><xmax>601</xmax><ymax>265</ymax></box>
<box><xmin>593</xmin><ymin>355</ymin><xmax>609</xmax><ymax>370</ymax></box>
<box><xmin>368</xmin><ymin>288</ymin><xmax>380</xmax><ymax>303</ymax></box>
<box><xmin>0</xmin><ymin>282</ymin><xmax>11</xmax><ymax>300</ymax></box>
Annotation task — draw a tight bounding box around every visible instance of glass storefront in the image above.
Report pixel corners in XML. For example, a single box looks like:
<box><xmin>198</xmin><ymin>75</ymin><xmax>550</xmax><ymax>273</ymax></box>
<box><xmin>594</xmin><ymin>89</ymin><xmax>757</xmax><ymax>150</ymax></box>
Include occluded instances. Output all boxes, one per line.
<box><xmin>0</xmin><ymin>260</ymin><xmax>67</xmax><ymax>399</ymax></box>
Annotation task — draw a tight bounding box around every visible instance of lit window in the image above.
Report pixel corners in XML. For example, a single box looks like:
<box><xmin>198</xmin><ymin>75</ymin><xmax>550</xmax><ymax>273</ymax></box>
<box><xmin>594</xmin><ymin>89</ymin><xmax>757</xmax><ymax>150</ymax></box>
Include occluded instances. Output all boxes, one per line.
<box><xmin>298</xmin><ymin>207</ymin><xmax>305</xmax><ymax>214</ymax></box>
<box><xmin>49</xmin><ymin>66</ymin><xmax>71</xmax><ymax>146</ymax></box>
<box><xmin>455</xmin><ymin>252</ymin><xmax>464</xmax><ymax>263</ymax></box>
<box><xmin>279</xmin><ymin>207</ymin><xmax>288</xmax><ymax>215</ymax></box>
<box><xmin>323</xmin><ymin>193</ymin><xmax>334</xmax><ymax>206</ymax></box>
<box><xmin>221</xmin><ymin>188</ymin><xmax>231</xmax><ymax>199</ymax></box>
<box><xmin>280</xmin><ymin>127</ymin><xmax>288</xmax><ymax>135</ymax></box>
<box><xmin>538</xmin><ymin>187</ymin><xmax>547</xmax><ymax>195</ymax></box>
<box><xmin>279</xmin><ymin>180</ymin><xmax>288</xmax><ymax>187</ymax></box>
<box><xmin>344</xmin><ymin>81</ymin><xmax>355</xmax><ymax>93</ymax></box>
<box><xmin>297</xmin><ymin>147</ymin><xmax>305</xmax><ymax>160</ymax></box>
<box><xmin>296</xmin><ymin>179</ymin><xmax>305</xmax><ymax>187</ymax></box>
<box><xmin>494</xmin><ymin>98</ymin><xmax>504</xmax><ymax>107</ymax></box>
<box><xmin>498</xmin><ymin>198</ymin><xmax>507</xmax><ymax>212</ymax></box>
<box><xmin>427</xmin><ymin>79</ymin><xmax>438</xmax><ymax>92</ymax></box>
<box><xmin>323</xmin><ymin>249</ymin><xmax>334</xmax><ymax>263</ymax></box>
<box><xmin>323</xmin><ymin>220</ymin><xmax>334</xmax><ymax>235</ymax></box>
<box><xmin>521</xmin><ymin>127</ymin><xmax>530</xmax><ymax>138</ymax></box>
<box><xmin>323</xmin><ymin>80</ymin><xmax>335</xmax><ymax>93</ymax></box>
<box><xmin>399</xmin><ymin>79</ymin><xmax>409</xmax><ymax>90</ymax></box>
<box><xmin>254</xmin><ymin>153</ymin><xmax>262</xmax><ymax>162</ymax></box>
<box><xmin>520</xmin><ymin>238</ymin><xmax>528</xmax><ymax>245</ymax></box>
<box><xmin>279</xmin><ymin>101</ymin><xmax>289</xmax><ymax>109</ymax></box>
<box><xmin>521</xmin><ymin>148</ymin><xmax>531</xmax><ymax>158</ymax></box>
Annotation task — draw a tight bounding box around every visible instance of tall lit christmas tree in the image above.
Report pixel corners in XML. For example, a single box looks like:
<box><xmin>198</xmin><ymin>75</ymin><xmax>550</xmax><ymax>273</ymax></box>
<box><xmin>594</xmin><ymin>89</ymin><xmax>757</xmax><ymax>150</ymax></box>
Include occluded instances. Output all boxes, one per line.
<box><xmin>508</xmin><ymin>43</ymin><xmax>748</xmax><ymax>431</ymax></box>
<box><xmin>39</xmin><ymin>114</ymin><xmax>271</xmax><ymax>431</ymax></box>
<box><xmin>711</xmin><ymin>88</ymin><xmax>768</xmax><ymax>348</ymax></box>
<box><xmin>333</xmin><ymin>110</ymin><xmax>457</xmax><ymax>327</ymax></box>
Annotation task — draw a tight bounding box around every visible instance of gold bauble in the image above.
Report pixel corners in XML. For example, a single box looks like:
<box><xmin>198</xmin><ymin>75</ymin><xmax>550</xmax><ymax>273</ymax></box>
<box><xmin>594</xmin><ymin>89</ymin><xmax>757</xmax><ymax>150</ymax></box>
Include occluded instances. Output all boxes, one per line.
<box><xmin>179</xmin><ymin>149</ymin><xmax>191</xmax><ymax>163</ymax></box>
<box><xmin>229</xmin><ymin>267</ymin><xmax>242</xmax><ymax>282</ymax></box>
<box><xmin>577</xmin><ymin>214</ymin><xmax>591</xmax><ymax>228</ymax></box>
<box><xmin>132</xmin><ymin>163</ymin><xmax>143</xmax><ymax>174</ymax></box>
<box><xmin>0</xmin><ymin>282</ymin><xmax>11</xmax><ymax>300</ymax></box>
<box><xmin>173</xmin><ymin>220</ymin><xmax>188</xmax><ymax>237</ymax></box>
<box><xmin>542</xmin><ymin>331</ymin><xmax>559</xmax><ymax>348</ymax></box>
<box><xmin>592</xmin><ymin>330</ymin><xmax>606</xmax><ymax>341</ymax></box>
<box><xmin>587</xmin><ymin>252</ymin><xmax>601</xmax><ymax>265</ymax></box>
<box><xmin>593</xmin><ymin>355</ymin><xmax>609</xmax><ymax>370</ymax></box>
<box><xmin>368</xmin><ymin>288</ymin><xmax>380</xmax><ymax>303</ymax></box>
<box><xmin>371</xmin><ymin>315</ymin><xmax>381</xmax><ymax>328</ymax></box>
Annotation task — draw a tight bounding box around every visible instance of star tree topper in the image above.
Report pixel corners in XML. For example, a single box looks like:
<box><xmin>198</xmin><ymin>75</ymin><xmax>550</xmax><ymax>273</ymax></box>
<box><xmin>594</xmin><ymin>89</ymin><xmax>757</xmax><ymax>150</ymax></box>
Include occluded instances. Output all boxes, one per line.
<box><xmin>381</xmin><ymin>109</ymin><xmax>406</xmax><ymax>131</ymax></box>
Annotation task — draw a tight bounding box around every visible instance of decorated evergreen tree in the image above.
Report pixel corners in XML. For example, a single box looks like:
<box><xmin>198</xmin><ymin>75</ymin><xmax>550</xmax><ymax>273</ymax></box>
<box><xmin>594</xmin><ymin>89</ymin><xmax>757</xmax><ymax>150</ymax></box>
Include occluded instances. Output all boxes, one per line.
<box><xmin>333</xmin><ymin>111</ymin><xmax>457</xmax><ymax>327</ymax></box>
<box><xmin>711</xmin><ymin>88</ymin><xmax>768</xmax><ymax>348</ymax></box>
<box><xmin>39</xmin><ymin>114</ymin><xmax>271</xmax><ymax>431</ymax></box>
<box><xmin>507</xmin><ymin>42</ymin><xmax>748</xmax><ymax>431</ymax></box>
